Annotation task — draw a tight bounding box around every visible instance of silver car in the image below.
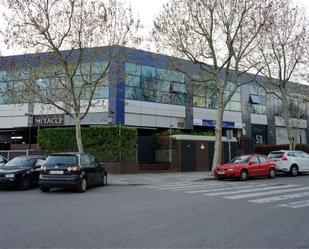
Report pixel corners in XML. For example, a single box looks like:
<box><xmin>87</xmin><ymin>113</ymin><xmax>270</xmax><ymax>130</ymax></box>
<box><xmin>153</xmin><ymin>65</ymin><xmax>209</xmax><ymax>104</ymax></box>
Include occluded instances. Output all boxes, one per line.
<box><xmin>268</xmin><ymin>150</ymin><xmax>309</xmax><ymax>176</ymax></box>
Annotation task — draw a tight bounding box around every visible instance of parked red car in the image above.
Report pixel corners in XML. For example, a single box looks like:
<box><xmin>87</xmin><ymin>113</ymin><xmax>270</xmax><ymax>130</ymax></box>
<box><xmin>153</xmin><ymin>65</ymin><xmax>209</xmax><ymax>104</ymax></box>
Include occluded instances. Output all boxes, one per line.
<box><xmin>214</xmin><ymin>154</ymin><xmax>276</xmax><ymax>181</ymax></box>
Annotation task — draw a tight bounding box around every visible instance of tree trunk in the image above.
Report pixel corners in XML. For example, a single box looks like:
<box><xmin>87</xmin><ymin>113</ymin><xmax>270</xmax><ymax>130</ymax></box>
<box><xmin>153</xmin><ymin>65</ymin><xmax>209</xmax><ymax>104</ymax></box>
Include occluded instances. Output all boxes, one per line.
<box><xmin>281</xmin><ymin>89</ymin><xmax>295</xmax><ymax>150</ymax></box>
<box><xmin>212</xmin><ymin>93</ymin><xmax>224</xmax><ymax>172</ymax></box>
<box><xmin>75</xmin><ymin>114</ymin><xmax>84</xmax><ymax>153</ymax></box>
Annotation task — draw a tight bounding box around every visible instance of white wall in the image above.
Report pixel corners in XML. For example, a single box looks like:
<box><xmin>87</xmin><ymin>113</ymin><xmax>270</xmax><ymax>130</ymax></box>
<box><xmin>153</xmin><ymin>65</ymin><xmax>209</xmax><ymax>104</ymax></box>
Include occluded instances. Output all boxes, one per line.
<box><xmin>251</xmin><ymin>114</ymin><xmax>268</xmax><ymax>125</ymax></box>
<box><xmin>193</xmin><ymin>108</ymin><xmax>242</xmax><ymax>127</ymax></box>
<box><xmin>276</xmin><ymin>127</ymin><xmax>307</xmax><ymax>145</ymax></box>
<box><xmin>124</xmin><ymin>100</ymin><xmax>185</xmax><ymax>128</ymax></box>
<box><xmin>275</xmin><ymin>116</ymin><xmax>307</xmax><ymax>129</ymax></box>
<box><xmin>0</xmin><ymin>104</ymin><xmax>29</xmax><ymax>128</ymax></box>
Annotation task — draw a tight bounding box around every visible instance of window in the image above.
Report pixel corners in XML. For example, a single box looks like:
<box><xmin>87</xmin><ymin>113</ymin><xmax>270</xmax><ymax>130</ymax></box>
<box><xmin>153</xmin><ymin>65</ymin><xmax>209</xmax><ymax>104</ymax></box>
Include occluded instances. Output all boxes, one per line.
<box><xmin>125</xmin><ymin>63</ymin><xmax>186</xmax><ymax>105</ymax></box>
<box><xmin>35</xmin><ymin>159</ymin><xmax>45</xmax><ymax>166</ymax></box>
<box><xmin>249</xmin><ymin>95</ymin><xmax>261</xmax><ymax>104</ymax></box>
<box><xmin>192</xmin><ymin>80</ymin><xmax>241</xmax><ymax>111</ymax></box>
<box><xmin>80</xmin><ymin>154</ymin><xmax>91</xmax><ymax>167</ymax></box>
<box><xmin>249</xmin><ymin>84</ymin><xmax>267</xmax><ymax>114</ymax></box>
<box><xmin>258</xmin><ymin>156</ymin><xmax>267</xmax><ymax>163</ymax></box>
<box><xmin>251</xmin><ymin>156</ymin><xmax>259</xmax><ymax>163</ymax></box>
<box><xmin>301</xmin><ymin>152</ymin><xmax>309</xmax><ymax>158</ymax></box>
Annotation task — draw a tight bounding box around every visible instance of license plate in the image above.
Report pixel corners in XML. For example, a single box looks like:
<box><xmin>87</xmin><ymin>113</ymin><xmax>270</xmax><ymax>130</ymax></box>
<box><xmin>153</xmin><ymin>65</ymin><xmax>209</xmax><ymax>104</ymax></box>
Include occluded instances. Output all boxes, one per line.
<box><xmin>218</xmin><ymin>171</ymin><xmax>225</xmax><ymax>175</ymax></box>
<box><xmin>49</xmin><ymin>170</ymin><xmax>63</xmax><ymax>175</ymax></box>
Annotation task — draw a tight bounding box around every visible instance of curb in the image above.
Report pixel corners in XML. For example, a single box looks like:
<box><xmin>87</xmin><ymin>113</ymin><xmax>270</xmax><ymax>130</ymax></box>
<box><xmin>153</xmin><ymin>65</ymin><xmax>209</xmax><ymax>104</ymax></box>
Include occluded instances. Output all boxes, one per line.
<box><xmin>108</xmin><ymin>176</ymin><xmax>216</xmax><ymax>186</ymax></box>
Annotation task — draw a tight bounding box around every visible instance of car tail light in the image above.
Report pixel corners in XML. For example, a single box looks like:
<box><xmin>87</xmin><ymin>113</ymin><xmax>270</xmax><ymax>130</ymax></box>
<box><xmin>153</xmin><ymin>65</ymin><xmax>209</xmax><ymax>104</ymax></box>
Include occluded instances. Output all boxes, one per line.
<box><xmin>281</xmin><ymin>154</ymin><xmax>288</xmax><ymax>161</ymax></box>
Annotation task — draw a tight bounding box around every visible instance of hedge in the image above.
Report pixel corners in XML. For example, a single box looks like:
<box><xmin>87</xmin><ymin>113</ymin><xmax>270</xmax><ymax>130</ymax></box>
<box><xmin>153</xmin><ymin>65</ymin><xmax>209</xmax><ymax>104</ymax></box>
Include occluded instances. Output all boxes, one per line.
<box><xmin>254</xmin><ymin>144</ymin><xmax>309</xmax><ymax>155</ymax></box>
<box><xmin>38</xmin><ymin>126</ymin><xmax>137</xmax><ymax>162</ymax></box>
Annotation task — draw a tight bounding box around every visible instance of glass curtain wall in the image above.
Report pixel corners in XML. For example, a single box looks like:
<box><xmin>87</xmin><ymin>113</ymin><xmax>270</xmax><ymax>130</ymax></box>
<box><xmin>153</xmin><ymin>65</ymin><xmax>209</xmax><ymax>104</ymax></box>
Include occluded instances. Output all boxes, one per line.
<box><xmin>0</xmin><ymin>62</ymin><xmax>109</xmax><ymax>104</ymax></box>
<box><xmin>192</xmin><ymin>79</ymin><xmax>241</xmax><ymax>111</ymax></box>
<box><xmin>273</xmin><ymin>93</ymin><xmax>306</xmax><ymax>119</ymax></box>
<box><xmin>125</xmin><ymin>63</ymin><xmax>187</xmax><ymax>105</ymax></box>
<box><xmin>249</xmin><ymin>84</ymin><xmax>267</xmax><ymax>114</ymax></box>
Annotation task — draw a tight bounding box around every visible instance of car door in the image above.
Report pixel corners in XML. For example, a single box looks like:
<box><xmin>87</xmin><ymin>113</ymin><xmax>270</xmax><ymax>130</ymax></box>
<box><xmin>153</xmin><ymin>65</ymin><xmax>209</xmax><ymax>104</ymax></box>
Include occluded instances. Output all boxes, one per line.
<box><xmin>257</xmin><ymin>156</ymin><xmax>269</xmax><ymax>176</ymax></box>
<box><xmin>293</xmin><ymin>151</ymin><xmax>306</xmax><ymax>172</ymax></box>
<box><xmin>80</xmin><ymin>154</ymin><xmax>96</xmax><ymax>186</ymax></box>
<box><xmin>301</xmin><ymin>152</ymin><xmax>309</xmax><ymax>171</ymax></box>
<box><xmin>298</xmin><ymin>152</ymin><xmax>309</xmax><ymax>172</ymax></box>
<box><xmin>89</xmin><ymin>154</ymin><xmax>102</xmax><ymax>184</ymax></box>
<box><xmin>32</xmin><ymin>159</ymin><xmax>45</xmax><ymax>183</ymax></box>
<box><xmin>248</xmin><ymin>155</ymin><xmax>260</xmax><ymax>176</ymax></box>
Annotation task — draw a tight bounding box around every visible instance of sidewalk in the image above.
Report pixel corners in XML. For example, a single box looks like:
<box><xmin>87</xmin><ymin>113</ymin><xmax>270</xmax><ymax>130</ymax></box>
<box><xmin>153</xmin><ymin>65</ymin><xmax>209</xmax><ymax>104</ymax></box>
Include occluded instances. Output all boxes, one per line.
<box><xmin>108</xmin><ymin>171</ymin><xmax>215</xmax><ymax>186</ymax></box>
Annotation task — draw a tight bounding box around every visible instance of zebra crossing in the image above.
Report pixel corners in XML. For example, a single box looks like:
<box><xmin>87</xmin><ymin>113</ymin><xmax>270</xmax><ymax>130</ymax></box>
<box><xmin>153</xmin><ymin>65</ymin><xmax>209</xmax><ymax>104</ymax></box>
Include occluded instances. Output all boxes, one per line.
<box><xmin>143</xmin><ymin>181</ymin><xmax>309</xmax><ymax>209</ymax></box>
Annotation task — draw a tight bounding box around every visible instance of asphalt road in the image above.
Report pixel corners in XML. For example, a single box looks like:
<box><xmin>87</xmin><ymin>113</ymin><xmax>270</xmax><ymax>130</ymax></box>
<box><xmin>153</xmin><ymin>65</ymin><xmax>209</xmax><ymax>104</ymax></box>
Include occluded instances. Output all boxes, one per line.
<box><xmin>1</xmin><ymin>174</ymin><xmax>309</xmax><ymax>249</ymax></box>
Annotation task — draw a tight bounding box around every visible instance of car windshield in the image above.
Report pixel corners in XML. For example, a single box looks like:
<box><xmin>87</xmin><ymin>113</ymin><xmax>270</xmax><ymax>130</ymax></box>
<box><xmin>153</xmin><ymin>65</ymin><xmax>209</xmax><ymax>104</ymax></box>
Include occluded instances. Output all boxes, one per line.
<box><xmin>268</xmin><ymin>152</ymin><xmax>284</xmax><ymax>159</ymax></box>
<box><xmin>3</xmin><ymin>157</ymin><xmax>36</xmax><ymax>168</ymax></box>
<box><xmin>230</xmin><ymin>155</ymin><xmax>250</xmax><ymax>164</ymax></box>
<box><xmin>45</xmin><ymin>155</ymin><xmax>77</xmax><ymax>166</ymax></box>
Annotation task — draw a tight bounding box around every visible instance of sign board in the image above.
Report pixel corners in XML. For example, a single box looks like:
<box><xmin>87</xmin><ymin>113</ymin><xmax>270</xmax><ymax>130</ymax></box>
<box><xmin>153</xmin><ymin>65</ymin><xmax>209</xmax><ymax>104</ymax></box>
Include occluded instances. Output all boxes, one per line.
<box><xmin>202</xmin><ymin>119</ymin><xmax>235</xmax><ymax>128</ymax></box>
<box><xmin>33</xmin><ymin>114</ymin><xmax>65</xmax><ymax>127</ymax></box>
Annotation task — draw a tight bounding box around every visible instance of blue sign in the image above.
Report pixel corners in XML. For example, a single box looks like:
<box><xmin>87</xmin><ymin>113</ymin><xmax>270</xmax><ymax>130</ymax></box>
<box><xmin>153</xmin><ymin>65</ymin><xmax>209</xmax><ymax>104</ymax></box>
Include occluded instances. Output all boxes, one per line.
<box><xmin>202</xmin><ymin>119</ymin><xmax>235</xmax><ymax>128</ymax></box>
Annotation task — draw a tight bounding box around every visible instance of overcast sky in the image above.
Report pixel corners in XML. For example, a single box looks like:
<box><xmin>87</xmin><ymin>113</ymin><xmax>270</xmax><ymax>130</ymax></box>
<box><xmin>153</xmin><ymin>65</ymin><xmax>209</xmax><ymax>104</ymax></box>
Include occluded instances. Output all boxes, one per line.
<box><xmin>0</xmin><ymin>0</ymin><xmax>309</xmax><ymax>56</ymax></box>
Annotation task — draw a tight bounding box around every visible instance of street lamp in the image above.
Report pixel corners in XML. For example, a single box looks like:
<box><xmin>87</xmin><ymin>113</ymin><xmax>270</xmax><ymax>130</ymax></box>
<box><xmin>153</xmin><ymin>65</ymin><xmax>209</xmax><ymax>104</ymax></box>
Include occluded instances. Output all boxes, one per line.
<box><xmin>25</xmin><ymin>112</ymin><xmax>33</xmax><ymax>149</ymax></box>
<box><xmin>169</xmin><ymin>125</ymin><xmax>173</xmax><ymax>163</ymax></box>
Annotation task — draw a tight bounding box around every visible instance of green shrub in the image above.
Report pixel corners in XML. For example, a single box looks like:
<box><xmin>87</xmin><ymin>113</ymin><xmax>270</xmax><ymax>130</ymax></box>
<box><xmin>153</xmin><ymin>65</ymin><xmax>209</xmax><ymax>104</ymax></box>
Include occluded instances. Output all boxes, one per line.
<box><xmin>38</xmin><ymin>126</ymin><xmax>137</xmax><ymax>162</ymax></box>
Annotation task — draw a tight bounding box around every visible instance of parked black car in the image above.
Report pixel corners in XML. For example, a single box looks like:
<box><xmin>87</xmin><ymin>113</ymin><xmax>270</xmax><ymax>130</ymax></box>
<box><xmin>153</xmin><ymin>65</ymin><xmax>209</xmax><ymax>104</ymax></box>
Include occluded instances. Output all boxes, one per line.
<box><xmin>39</xmin><ymin>153</ymin><xmax>107</xmax><ymax>193</ymax></box>
<box><xmin>0</xmin><ymin>155</ymin><xmax>46</xmax><ymax>190</ymax></box>
<box><xmin>0</xmin><ymin>155</ymin><xmax>8</xmax><ymax>167</ymax></box>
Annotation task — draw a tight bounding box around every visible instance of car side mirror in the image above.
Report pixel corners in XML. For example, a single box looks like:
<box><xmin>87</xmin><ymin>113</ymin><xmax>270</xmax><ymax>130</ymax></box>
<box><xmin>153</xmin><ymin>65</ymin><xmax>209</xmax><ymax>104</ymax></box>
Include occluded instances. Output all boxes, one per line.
<box><xmin>249</xmin><ymin>161</ymin><xmax>254</xmax><ymax>165</ymax></box>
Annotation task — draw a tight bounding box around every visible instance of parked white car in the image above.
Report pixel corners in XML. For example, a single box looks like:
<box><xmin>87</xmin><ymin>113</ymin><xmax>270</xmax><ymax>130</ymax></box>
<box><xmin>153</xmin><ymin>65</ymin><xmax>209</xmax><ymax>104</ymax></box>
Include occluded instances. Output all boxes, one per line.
<box><xmin>268</xmin><ymin>150</ymin><xmax>309</xmax><ymax>176</ymax></box>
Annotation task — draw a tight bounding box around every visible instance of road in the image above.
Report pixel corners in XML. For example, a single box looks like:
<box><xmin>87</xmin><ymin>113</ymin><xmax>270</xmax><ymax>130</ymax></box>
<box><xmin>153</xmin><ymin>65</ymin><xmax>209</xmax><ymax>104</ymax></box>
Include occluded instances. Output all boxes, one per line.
<box><xmin>1</xmin><ymin>174</ymin><xmax>309</xmax><ymax>248</ymax></box>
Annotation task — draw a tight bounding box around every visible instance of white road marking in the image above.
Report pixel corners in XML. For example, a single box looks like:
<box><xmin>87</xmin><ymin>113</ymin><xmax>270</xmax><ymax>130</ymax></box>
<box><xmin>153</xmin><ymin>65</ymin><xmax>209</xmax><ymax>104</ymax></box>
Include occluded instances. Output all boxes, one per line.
<box><xmin>225</xmin><ymin>186</ymin><xmax>309</xmax><ymax>200</ymax></box>
<box><xmin>186</xmin><ymin>183</ymin><xmax>270</xmax><ymax>194</ymax></box>
<box><xmin>203</xmin><ymin>184</ymin><xmax>299</xmax><ymax>197</ymax></box>
<box><xmin>249</xmin><ymin>191</ymin><xmax>309</xmax><ymax>203</ymax></box>
<box><xmin>162</xmin><ymin>183</ymin><xmax>226</xmax><ymax>191</ymax></box>
<box><xmin>279</xmin><ymin>200</ymin><xmax>309</xmax><ymax>208</ymax></box>
<box><xmin>143</xmin><ymin>182</ymin><xmax>192</xmax><ymax>188</ymax></box>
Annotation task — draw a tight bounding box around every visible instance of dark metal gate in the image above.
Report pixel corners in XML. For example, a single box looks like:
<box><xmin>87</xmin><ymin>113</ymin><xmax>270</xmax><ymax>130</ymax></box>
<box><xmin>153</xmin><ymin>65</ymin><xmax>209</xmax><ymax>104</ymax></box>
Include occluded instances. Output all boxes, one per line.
<box><xmin>181</xmin><ymin>141</ymin><xmax>196</xmax><ymax>172</ymax></box>
<box><xmin>138</xmin><ymin>136</ymin><xmax>155</xmax><ymax>164</ymax></box>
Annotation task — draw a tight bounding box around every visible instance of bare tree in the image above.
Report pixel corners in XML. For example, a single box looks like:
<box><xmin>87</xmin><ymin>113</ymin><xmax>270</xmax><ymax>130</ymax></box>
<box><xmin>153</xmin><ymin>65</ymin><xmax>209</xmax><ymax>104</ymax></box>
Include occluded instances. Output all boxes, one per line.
<box><xmin>152</xmin><ymin>0</ymin><xmax>272</xmax><ymax>169</ymax></box>
<box><xmin>0</xmin><ymin>0</ymin><xmax>141</xmax><ymax>152</ymax></box>
<box><xmin>252</xmin><ymin>0</ymin><xmax>308</xmax><ymax>150</ymax></box>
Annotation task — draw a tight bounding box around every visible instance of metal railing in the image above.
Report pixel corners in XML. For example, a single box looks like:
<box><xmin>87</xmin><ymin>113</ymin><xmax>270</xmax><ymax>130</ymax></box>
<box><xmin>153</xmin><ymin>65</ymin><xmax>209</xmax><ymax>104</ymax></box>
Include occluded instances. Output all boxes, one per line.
<box><xmin>0</xmin><ymin>150</ymin><xmax>37</xmax><ymax>160</ymax></box>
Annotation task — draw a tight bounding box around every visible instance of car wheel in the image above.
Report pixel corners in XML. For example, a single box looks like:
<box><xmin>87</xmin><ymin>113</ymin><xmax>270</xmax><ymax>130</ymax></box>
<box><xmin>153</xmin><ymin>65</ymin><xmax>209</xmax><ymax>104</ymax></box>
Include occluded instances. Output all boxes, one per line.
<box><xmin>19</xmin><ymin>175</ymin><xmax>32</xmax><ymax>190</ymax></box>
<box><xmin>268</xmin><ymin>168</ymin><xmax>276</xmax><ymax>179</ymax></box>
<box><xmin>40</xmin><ymin>186</ymin><xmax>49</xmax><ymax>192</ymax></box>
<box><xmin>240</xmin><ymin>170</ymin><xmax>248</xmax><ymax>181</ymax></box>
<box><xmin>77</xmin><ymin>177</ymin><xmax>87</xmax><ymax>193</ymax></box>
<box><xmin>290</xmin><ymin>165</ymin><xmax>298</xmax><ymax>177</ymax></box>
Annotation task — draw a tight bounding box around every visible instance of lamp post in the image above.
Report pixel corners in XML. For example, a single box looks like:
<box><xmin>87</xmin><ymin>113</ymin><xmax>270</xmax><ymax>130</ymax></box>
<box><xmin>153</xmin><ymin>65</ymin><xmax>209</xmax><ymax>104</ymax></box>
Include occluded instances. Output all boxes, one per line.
<box><xmin>25</xmin><ymin>112</ymin><xmax>33</xmax><ymax>150</ymax></box>
<box><xmin>119</xmin><ymin>123</ymin><xmax>122</xmax><ymax>163</ymax></box>
<box><xmin>169</xmin><ymin>125</ymin><xmax>173</xmax><ymax>163</ymax></box>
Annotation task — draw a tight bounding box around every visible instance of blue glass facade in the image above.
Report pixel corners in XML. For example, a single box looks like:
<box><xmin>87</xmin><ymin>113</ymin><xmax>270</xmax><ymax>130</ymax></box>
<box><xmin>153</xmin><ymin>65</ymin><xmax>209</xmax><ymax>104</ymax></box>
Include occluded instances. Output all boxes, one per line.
<box><xmin>0</xmin><ymin>62</ymin><xmax>109</xmax><ymax>105</ymax></box>
<box><xmin>193</xmin><ymin>80</ymin><xmax>241</xmax><ymax>111</ymax></box>
<box><xmin>125</xmin><ymin>63</ymin><xmax>186</xmax><ymax>105</ymax></box>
